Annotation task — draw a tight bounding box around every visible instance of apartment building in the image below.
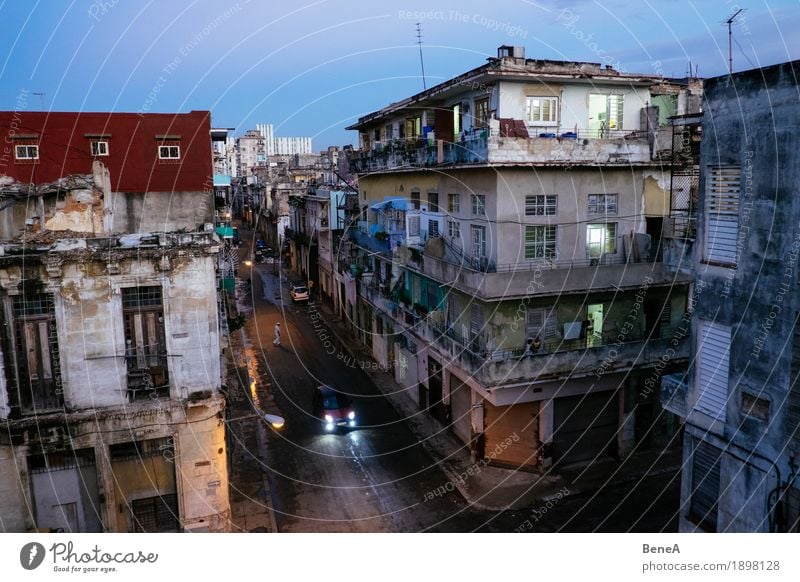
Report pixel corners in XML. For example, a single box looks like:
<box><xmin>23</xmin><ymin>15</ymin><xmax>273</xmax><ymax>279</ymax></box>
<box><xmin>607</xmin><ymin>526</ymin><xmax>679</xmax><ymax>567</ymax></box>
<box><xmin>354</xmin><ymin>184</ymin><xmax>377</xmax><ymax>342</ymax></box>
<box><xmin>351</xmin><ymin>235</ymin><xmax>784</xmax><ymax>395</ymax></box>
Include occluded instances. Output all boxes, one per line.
<box><xmin>662</xmin><ymin>60</ymin><xmax>800</xmax><ymax>532</ymax></box>
<box><xmin>342</xmin><ymin>46</ymin><xmax>697</xmax><ymax>470</ymax></box>
<box><xmin>0</xmin><ymin>110</ymin><xmax>230</xmax><ymax>532</ymax></box>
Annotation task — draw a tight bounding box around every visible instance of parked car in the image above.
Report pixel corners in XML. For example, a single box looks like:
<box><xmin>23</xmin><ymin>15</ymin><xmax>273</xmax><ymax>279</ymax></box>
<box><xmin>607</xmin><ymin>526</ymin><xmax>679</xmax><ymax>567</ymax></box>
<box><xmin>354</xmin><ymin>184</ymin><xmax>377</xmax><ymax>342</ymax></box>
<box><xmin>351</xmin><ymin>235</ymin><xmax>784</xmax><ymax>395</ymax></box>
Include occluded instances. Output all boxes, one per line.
<box><xmin>290</xmin><ymin>284</ymin><xmax>309</xmax><ymax>302</ymax></box>
<box><xmin>255</xmin><ymin>239</ymin><xmax>267</xmax><ymax>250</ymax></box>
<box><xmin>313</xmin><ymin>385</ymin><xmax>356</xmax><ymax>431</ymax></box>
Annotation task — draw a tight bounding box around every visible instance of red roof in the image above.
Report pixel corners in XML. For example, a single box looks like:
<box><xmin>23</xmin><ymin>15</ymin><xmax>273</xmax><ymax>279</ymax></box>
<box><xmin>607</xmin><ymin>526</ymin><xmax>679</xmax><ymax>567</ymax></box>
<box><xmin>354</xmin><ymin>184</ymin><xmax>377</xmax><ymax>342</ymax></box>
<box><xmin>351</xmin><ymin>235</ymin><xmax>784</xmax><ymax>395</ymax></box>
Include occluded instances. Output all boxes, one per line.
<box><xmin>0</xmin><ymin>110</ymin><xmax>212</xmax><ymax>192</ymax></box>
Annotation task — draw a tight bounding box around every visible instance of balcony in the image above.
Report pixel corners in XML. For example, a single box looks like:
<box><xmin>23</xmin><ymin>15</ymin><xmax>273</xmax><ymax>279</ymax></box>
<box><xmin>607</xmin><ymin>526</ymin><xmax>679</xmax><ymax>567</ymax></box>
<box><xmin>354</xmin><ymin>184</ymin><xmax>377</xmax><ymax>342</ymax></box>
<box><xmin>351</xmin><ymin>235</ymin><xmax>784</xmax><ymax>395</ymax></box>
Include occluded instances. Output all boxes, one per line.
<box><xmin>661</xmin><ymin>372</ymin><xmax>689</xmax><ymax>418</ymax></box>
<box><xmin>348</xmin><ymin>228</ymin><xmax>389</xmax><ymax>254</ymax></box>
<box><xmin>417</xmin><ymin>252</ymin><xmax>689</xmax><ymax>299</ymax></box>
<box><xmin>350</xmin><ymin>125</ymin><xmax>652</xmax><ymax>174</ymax></box>
<box><xmin>422</xmin><ymin>322</ymin><xmax>690</xmax><ymax>389</ymax></box>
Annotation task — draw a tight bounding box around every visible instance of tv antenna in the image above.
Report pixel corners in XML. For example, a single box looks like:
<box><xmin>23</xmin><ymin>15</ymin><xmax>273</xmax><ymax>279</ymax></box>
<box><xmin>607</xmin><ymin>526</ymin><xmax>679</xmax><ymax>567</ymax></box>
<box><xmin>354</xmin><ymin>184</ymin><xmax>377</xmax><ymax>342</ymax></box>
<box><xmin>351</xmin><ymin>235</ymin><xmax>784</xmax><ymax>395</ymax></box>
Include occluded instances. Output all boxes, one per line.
<box><xmin>416</xmin><ymin>22</ymin><xmax>427</xmax><ymax>90</ymax></box>
<box><xmin>32</xmin><ymin>92</ymin><xmax>45</xmax><ymax>110</ymax></box>
<box><xmin>726</xmin><ymin>8</ymin><xmax>744</xmax><ymax>74</ymax></box>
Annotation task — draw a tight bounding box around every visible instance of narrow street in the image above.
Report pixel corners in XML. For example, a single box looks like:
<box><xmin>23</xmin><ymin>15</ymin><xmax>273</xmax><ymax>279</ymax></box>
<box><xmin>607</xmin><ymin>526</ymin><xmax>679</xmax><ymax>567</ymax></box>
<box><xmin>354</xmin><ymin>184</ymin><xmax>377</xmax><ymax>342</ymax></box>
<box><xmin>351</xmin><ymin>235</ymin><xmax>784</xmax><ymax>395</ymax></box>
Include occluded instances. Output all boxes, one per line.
<box><xmin>227</xmin><ymin>228</ymin><xmax>681</xmax><ymax>533</ymax></box>
<box><xmin>241</xmin><ymin>258</ymin><xmax>488</xmax><ymax>532</ymax></box>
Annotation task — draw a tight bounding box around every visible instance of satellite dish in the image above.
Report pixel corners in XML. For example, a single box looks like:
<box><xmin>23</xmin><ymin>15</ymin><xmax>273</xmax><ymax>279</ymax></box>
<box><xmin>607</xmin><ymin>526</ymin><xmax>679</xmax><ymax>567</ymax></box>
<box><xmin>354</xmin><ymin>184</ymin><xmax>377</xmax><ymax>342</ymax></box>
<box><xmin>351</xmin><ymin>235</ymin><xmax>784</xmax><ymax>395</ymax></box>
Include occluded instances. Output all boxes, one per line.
<box><xmin>264</xmin><ymin>414</ymin><xmax>285</xmax><ymax>429</ymax></box>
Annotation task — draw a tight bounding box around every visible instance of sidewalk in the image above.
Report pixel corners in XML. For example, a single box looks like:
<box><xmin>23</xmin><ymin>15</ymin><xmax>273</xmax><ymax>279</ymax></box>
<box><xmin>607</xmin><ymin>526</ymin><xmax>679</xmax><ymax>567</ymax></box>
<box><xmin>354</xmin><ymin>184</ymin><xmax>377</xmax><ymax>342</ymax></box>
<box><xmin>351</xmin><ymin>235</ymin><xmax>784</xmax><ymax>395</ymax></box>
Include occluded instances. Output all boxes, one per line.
<box><xmin>312</xmin><ymin>298</ymin><xmax>681</xmax><ymax>512</ymax></box>
<box><xmin>224</xmin><ymin>223</ymin><xmax>278</xmax><ymax>532</ymax></box>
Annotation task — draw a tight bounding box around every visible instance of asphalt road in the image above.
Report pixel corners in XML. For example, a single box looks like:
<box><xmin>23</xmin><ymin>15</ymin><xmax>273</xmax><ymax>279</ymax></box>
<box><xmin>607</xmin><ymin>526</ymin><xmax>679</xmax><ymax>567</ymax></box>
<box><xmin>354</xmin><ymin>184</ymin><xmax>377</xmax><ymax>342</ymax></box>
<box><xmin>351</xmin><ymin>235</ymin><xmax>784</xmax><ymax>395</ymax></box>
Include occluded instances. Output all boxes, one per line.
<box><xmin>241</xmin><ymin>262</ymin><xmax>491</xmax><ymax>532</ymax></box>
<box><xmin>233</xmin><ymin>258</ymin><xmax>680</xmax><ymax>533</ymax></box>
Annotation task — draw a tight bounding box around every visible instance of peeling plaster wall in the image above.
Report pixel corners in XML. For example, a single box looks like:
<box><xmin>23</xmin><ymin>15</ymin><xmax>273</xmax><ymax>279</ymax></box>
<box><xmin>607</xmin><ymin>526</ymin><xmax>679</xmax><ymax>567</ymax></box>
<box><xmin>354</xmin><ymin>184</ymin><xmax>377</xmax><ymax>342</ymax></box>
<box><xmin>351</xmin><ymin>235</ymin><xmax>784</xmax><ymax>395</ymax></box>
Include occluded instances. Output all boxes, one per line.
<box><xmin>176</xmin><ymin>407</ymin><xmax>229</xmax><ymax>532</ymax></box>
<box><xmin>52</xmin><ymin>252</ymin><xmax>220</xmax><ymax>409</ymax></box>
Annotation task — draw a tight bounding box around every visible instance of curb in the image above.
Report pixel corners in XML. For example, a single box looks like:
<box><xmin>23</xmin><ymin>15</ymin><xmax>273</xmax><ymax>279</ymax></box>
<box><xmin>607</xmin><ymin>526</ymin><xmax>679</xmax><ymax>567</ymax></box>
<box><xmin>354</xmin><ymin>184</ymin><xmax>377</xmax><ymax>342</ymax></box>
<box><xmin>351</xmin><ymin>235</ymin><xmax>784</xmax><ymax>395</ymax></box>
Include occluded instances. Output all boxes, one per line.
<box><xmin>312</xmin><ymin>303</ymin><xmax>502</xmax><ymax>512</ymax></box>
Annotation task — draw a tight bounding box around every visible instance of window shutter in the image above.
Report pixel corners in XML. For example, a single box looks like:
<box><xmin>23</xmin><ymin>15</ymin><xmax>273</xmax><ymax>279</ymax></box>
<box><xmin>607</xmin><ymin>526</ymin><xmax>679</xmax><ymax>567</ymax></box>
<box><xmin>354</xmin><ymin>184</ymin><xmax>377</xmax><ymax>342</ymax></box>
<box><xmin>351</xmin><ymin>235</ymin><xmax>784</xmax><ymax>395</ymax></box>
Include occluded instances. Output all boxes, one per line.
<box><xmin>690</xmin><ymin>440</ymin><xmax>722</xmax><ymax>531</ymax></box>
<box><xmin>704</xmin><ymin>166</ymin><xmax>741</xmax><ymax>265</ymax></box>
<box><xmin>695</xmin><ymin>320</ymin><xmax>731</xmax><ymax>420</ymax></box>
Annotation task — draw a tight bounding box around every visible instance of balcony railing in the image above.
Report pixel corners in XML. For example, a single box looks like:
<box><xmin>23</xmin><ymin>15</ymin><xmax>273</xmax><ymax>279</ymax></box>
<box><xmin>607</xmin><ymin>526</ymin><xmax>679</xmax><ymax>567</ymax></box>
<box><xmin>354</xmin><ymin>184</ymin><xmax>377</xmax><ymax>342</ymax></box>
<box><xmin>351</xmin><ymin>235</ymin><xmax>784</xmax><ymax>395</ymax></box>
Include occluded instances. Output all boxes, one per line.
<box><xmin>661</xmin><ymin>372</ymin><xmax>689</xmax><ymax>418</ymax></box>
<box><xmin>351</xmin><ymin>124</ymin><xmax>652</xmax><ymax>173</ymax></box>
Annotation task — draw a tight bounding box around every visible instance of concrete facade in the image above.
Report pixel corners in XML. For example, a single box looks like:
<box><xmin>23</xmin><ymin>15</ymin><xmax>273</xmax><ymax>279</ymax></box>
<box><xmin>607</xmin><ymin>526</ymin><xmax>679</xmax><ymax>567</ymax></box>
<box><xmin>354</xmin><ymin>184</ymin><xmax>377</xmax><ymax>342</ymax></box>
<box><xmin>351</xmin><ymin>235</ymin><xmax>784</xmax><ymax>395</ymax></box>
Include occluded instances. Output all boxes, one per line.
<box><xmin>341</xmin><ymin>47</ymin><xmax>694</xmax><ymax>472</ymax></box>
<box><xmin>0</xmin><ymin>231</ymin><xmax>229</xmax><ymax>532</ymax></box>
<box><xmin>669</xmin><ymin>60</ymin><xmax>800</xmax><ymax>533</ymax></box>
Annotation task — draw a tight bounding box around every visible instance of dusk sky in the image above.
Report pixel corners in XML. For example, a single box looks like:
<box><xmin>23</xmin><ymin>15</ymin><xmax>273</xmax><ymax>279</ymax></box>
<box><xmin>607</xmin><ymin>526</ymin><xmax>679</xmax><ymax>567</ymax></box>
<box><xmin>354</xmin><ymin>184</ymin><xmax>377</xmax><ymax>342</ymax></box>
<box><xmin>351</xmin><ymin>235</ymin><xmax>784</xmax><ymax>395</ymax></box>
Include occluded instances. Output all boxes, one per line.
<box><xmin>1</xmin><ymin>0</ymin><xmax>797</xmax><ymax>149</ymax></box>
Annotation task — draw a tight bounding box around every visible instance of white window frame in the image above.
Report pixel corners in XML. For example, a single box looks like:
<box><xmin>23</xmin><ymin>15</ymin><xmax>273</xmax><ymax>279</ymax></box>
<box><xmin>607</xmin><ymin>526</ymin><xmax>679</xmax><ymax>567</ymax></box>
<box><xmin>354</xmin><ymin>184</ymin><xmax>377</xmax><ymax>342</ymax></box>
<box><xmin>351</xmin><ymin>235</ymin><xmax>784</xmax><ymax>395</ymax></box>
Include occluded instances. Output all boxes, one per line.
<box><xmin>525</xmin><ymin>194</ymin><xmax>557</xmax><ymax>216</ymax></box>
<box><xmin>14</xmin><ymin>145</ymin><xmax>39</xmax><ymax>160</ymax></box>
<box><xmin>428</xmin><ymin>219</ymin><xmax>440</xmax><ymax>238</ymax></box>
<box><xmin>471</xmin><ymin>225</ymin><xmax>486</xmax><ymax>258</ymax></box>
<box><xmin>91</xmin><ymin>140</ymin><xmax>109</xmax><ymax>156</ymax></box>
<box><xmin>704</xmin><ymin>165</ymin><xmax>741</xmax><ymax>266</ymax></box>
<box><xmin>525</xmin><ymin>225</ymin><xmax>557</xmax><ymax>259</ymax></box>
<box><xmin>587</xmin><ymin>193</ymin><xmax>618</xmax><ymax>215</ymax></box>
<box><xmin>448</xmin><ymin>193</ymin><xmax>461</xmax><ymax>213</ymax></box>
<box><xmin>471</xmin><ymin>194</ymin><xmax>486</xmax><ymax>216</ymax></box>
<box><xmin>408</xmin><ymin>215</ymin><xmax>420</xmax><ymax>237</ymax></box>
<box><xmin>158</xmin><ymin>145</ymin><xmax>180</xmax><ymax>159</ymax></box>
<box><xmin>447</xmin><ymin>220</ymin><xmax>460</xmax><ymax>239</ymax></box>
<box><xmin>525</xmin><ymin>96</ymin><xmax>559</xmax><ymax>125</ymax></box>
<box><xmin>586</xmin><ymin>223</ymin><xmax>617</xmax><ymax>258</ymax></box>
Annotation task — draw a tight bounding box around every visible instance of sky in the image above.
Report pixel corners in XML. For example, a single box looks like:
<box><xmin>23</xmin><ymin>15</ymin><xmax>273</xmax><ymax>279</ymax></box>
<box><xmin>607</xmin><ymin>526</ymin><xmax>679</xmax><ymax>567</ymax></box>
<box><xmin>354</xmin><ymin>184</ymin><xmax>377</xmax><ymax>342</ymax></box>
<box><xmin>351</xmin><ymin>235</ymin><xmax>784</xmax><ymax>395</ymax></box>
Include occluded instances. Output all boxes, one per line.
<box><xmin>0</xmin><ymin>0</ymin><xmax>798</xmax><ymax>149</ymax></box>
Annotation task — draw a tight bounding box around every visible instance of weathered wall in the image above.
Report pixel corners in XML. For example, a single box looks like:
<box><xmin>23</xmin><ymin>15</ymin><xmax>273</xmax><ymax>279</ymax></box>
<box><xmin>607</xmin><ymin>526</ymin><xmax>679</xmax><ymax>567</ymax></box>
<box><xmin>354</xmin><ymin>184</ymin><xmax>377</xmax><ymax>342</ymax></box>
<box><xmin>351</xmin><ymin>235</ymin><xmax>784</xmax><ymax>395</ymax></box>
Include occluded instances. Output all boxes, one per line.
<box><xmin>176</xmin><ymin>407</ymin><xmax>229</xmax><ymax>532</ymax></box>
<box><xmin>680</xmin><ymin>61</ymin><xmax>800</xmax><ymax>532</ymax></box>
<box><xmin>495</xmin><ymin>167</ymin><xmax>644</xmax><ymax>267</ymax></box>
<box><xmin>110</xmin><ymin>190</ymin><xmax>213</xmax><ymax>233</ymax></box>
<box><xmin>0</xmin><ymin>444</ymin><xmax>28</xmax><ymax>531</ymax></box>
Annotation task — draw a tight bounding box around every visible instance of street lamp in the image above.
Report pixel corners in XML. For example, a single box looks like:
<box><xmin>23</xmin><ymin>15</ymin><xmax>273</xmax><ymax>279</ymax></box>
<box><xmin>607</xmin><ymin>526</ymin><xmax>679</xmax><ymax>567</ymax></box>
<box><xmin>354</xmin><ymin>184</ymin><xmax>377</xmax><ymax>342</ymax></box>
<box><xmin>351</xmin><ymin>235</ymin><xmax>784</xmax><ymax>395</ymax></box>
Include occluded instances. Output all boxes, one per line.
<box><xmin>264</xmin><ymin>414</ymin><xmax>285</xmax><ymax>429</ymax></box>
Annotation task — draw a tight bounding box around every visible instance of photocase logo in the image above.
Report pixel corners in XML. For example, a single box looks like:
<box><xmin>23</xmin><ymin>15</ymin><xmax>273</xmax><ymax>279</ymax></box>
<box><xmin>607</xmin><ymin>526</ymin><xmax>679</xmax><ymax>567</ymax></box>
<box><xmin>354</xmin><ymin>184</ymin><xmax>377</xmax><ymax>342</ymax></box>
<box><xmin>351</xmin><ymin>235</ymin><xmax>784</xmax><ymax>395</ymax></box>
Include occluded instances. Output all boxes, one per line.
<box><xmin>20</xmin><ymin>542</ymin><xmax>46</xmax><ymax>570</ymax></box>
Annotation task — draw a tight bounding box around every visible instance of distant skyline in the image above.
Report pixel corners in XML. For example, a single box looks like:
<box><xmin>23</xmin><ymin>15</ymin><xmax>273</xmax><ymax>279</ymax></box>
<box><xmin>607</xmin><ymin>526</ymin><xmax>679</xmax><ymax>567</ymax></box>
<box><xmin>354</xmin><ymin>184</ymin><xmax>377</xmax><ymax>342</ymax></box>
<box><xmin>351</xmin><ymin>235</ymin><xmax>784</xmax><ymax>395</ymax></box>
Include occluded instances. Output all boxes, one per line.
<box><xmin>1</xmin><ymin>0</ymin><xmax>798</xmax><ymax>149</ymax></box>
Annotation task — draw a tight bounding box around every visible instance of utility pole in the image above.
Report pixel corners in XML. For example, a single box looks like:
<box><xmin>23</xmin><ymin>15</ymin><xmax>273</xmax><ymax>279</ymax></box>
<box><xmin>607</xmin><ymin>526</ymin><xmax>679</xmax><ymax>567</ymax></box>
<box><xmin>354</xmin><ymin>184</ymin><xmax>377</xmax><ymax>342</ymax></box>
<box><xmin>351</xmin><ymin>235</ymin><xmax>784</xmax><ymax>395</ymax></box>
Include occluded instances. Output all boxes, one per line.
<box><xmin>416</xmin><ymin>22</ymin><xmax>427</xmax><ymax>91</ymax></box>
<box><xmin>726</xmin><ymin>8</ymin><xmax>744</xmax><ymax>74</ymax></box>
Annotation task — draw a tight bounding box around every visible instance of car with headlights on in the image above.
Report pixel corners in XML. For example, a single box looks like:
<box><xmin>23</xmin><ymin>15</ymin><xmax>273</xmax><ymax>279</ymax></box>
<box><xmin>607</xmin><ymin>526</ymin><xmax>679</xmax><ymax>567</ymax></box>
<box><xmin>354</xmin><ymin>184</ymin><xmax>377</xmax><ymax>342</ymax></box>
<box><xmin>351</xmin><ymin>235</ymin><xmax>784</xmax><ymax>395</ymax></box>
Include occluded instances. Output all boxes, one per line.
<box><xmin>313</xmin><ymin>385</ymin><xmax>356</xmax><ymax>431</ymax></box>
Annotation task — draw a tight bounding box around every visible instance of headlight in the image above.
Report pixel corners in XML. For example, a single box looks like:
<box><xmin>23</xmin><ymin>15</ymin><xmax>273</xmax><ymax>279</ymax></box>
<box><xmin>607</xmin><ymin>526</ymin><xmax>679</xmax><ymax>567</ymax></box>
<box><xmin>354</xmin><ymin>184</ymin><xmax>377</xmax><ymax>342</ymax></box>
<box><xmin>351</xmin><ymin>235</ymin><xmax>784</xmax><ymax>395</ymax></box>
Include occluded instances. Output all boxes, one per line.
<box><xmin>348</xmin><ymin>411</ymin><xmax>355</xmax><ymax>420</ymax></box>
<box><xmin>325</xmin><ymin>414</ymin><xmax>333</xmax><ymax>422</ymax></box>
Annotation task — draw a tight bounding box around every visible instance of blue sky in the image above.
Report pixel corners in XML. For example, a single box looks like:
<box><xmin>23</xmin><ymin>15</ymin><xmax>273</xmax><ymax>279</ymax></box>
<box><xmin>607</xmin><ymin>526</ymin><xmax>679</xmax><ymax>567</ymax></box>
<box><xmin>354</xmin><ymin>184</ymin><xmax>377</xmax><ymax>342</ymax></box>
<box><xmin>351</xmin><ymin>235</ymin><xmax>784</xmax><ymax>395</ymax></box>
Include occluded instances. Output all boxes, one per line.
<box><xmin>0</xmin><ymin>0</ymin><xmax>797</xmax><ymax>149</ymax></box>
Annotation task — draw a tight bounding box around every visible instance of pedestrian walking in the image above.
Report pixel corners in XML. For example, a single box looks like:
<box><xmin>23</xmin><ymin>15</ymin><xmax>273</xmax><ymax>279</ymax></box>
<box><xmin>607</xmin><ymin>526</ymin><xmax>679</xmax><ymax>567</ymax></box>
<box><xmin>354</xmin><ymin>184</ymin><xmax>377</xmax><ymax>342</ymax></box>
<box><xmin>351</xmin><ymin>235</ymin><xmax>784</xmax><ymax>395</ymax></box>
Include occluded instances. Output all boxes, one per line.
<box><xmin>273</xmin><ymin>322</ymin><xmax>281</xmax><ymax>346</ymax></box>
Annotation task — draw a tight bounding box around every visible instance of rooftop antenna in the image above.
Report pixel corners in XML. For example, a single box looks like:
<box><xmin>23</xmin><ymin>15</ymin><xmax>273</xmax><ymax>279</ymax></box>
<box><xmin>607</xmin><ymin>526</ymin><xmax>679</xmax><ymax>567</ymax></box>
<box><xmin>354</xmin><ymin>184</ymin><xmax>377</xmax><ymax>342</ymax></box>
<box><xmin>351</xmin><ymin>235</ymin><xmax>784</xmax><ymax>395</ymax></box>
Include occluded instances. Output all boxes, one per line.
<box><xmin>32</xmin><ymin>92</ymin><xmax>45</xmax><ymax>110</ymax></box>
<box><xmin>726</xmin><ymin>8</ymin><xmax>744</xmax><ymax>74</ymax></box>
<box><xmin>416</xmin><ymin>22</ymin><xmax>427</xmax><ymax>90</ymax></box>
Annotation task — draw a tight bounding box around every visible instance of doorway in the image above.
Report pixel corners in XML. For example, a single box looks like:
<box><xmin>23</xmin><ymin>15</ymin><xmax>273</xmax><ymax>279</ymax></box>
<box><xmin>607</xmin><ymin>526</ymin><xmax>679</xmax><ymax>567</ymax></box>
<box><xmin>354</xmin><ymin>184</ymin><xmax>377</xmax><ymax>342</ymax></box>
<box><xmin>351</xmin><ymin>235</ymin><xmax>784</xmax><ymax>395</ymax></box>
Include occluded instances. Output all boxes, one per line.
<box><xmin>587</xmin><ymin>303</ymin><xmax>604</xmax><ymax>347</ymax></box>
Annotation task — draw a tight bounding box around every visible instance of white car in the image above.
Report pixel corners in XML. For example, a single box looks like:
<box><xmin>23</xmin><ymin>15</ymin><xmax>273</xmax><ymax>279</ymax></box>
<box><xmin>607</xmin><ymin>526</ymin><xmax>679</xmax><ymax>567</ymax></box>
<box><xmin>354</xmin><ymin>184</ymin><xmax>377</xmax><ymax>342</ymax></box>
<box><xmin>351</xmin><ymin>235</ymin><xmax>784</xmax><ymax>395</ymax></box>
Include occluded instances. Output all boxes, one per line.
<box><xmin>290</xmin><ymin>285</ymin><xmax>309</xmax><ymax>302</ymax></box>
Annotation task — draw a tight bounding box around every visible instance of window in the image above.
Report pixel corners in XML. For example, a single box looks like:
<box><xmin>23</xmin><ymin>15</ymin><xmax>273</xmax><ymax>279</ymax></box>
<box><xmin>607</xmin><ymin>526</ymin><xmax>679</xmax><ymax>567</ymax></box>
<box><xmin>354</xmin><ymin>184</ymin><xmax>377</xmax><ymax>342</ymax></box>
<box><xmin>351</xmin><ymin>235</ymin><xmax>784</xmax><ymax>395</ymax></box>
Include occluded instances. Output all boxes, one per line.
<box><xmin>428</xmin><ymin>192</ymin><xmax>439</xmax><ymax>212</ymax></box>
<box><xmin>448</xmin><ymin>193</ymin><xmax>461</xmax><ymax>213</ymax></box>
<box><xmin>586</xmin><ymin>223</ymin><xmax>617</xmax><ymax>258</ymax></box>
<box><xmin>471</xmin><ymin>225</ymin><xmax>486</xmax><ymax>258</ymax></box>
<box><xmin>704</xmin><ymin>165</ymin><xmax>741</xmax><ymax>266</ymax></box>
<box><xmin>695</xmin><ymin>320</ymin><xmax>731</xmax><ymax>420</ymax></box>
<box><xmin>525</xmin><ymin>226</ymin><xmax>557</xmax><ymax>259</ymax></box>
<box><xmin>123</xmin><ymin>286</ymin><xmax>169</xmax><ymax>400</ymax></box>
<box><xmin>428</xmin><ymin>219</ymin><xmax>440</xmax><ymax>238</ymax></box>
<box><xmin>410</xmin><ymin>190</ymin><xmax>421</xmax><ymax>210</ymax></box>
<box><xmin>14</xmin><ymin>145</ymin><xmax>39</xmax><ymax>159</ymax></box>
<box><xmin>525</xmin><ymin>195</ymin><xmax>557</xmax><ymax>216</ymax></box>
<box><xmin>587</xmin><ymin>193</ymin><xmax>618</xmax><ymax>215</ymax></box>
<box><xmin>474</xmin><ymin>97</ymin><xmax>491</xmax><ymax>127</ymax></box>
<box><xmin>526</xmin><ymin>307</ymin><xmax>558</xmax><ymax>341</ymax></box>
<box><xmin>447</xmin><ymin>220</ymin><xmax>460</xmax><ymax>238</ymax></box>
<box><xmin>525</xmin><ymin>96</ymin><xmax>558</xmax><ymax>124</ymax></box>
<box><xmin>689</xmin><ymin>441</ymin><xmax>722</xmax><ymax>532</ymax></box>
<box><xmin>405</xmin><ymin>116</ymin><xmax>422</xmax><ymax>139</ymax></box>
<box><xmin>91</xmin><ymin>140</ymin><xmax>109</xmax><ymax>156</ymax></box>
<box><xmin>408</xmin><ymin>215</ymin><xmax>420</xmax><ymax>237</ymax></box>
<box><xmin>131</xmin><ymin>494</ymin><xmax>180</xmax><ymax>533</ymax></box>
<box><xmin>471</xmin><ymin>194</ymin><xmax>486</xmax><ymax>216</ymax></box>
<box><xmin>7</xmin><ymin>294</ymin><xmax>63</xmax><ymax>414</ymax></box>
<box><xmin>158</xmin><ymin>145</ymin><xmax>180</xmax><ymax>159</ymax></box>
